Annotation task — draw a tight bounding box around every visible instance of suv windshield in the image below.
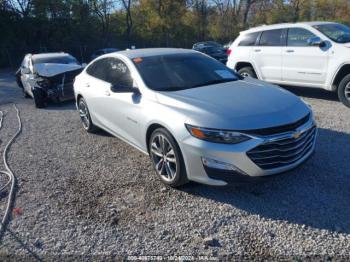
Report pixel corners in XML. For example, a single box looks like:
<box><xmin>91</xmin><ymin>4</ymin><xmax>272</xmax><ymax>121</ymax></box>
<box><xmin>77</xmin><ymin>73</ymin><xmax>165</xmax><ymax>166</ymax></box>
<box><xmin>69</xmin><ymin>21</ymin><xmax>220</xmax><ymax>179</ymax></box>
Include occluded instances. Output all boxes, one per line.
<box><xmin>133</xmin><ymin>53</ymin><xmax>240</xmax><ymax>91</ymax></box>
<box><xmin>313</xmin><ymin>23</ymin><xmax>350</xmax><ymax>43</ymax></box>
<box><xmin>33</xmin><ymin>55</ymin><xmax>79</xmax><ymax>65</ymax></box>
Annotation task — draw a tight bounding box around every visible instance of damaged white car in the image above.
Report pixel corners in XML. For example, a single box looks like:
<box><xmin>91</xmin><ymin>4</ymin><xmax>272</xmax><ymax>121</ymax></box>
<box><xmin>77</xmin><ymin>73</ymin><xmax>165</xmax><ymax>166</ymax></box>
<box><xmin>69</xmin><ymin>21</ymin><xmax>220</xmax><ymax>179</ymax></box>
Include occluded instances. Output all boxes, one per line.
<box><xmin>16</xmin><ymin>52</ymin><xmax>84</xmax><ymax>108</ymax></box>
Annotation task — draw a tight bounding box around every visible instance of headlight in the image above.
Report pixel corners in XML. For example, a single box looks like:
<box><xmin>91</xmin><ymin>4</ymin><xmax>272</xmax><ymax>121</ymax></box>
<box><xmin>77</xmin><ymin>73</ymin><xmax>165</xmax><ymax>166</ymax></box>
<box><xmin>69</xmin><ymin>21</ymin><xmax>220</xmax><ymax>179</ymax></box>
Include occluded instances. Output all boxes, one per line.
<box><xmin>185</xmin><ymin>124</ymin><xmax>251</xmax><ymax>144</ymax></box>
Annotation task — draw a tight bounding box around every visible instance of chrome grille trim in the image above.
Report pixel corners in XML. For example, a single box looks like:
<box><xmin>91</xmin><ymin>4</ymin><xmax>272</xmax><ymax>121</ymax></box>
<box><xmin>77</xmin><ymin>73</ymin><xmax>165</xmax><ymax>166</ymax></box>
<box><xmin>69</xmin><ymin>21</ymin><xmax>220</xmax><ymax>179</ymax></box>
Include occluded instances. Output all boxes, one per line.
<box><xmin>247</xmin><ymin>124</ymin><xmax>316</xmax><ymax>170</ymax></box>
<box><xmin>249</xmin><ymin>128</ymin><xmax>315</xmax><ymax>154</ymax></box>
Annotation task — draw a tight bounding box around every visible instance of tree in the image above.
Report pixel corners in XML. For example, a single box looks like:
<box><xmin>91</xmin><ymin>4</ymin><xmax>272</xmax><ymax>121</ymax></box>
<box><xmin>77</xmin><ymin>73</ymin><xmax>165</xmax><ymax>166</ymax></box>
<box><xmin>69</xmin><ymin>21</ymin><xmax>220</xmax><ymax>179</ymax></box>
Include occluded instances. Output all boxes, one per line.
<box><xmin>6</xmin><ymin>0</ymin><xmax>32</xmax><ymax>17</ymax></box>
<box><xmin>119</xmin><ymin>0</ymin><xmax>134</xmax><ymax>46</ymax></box>
<box><xmin>90</xmin><ymin>0</ymin><xmax>115</xmax><ymax>45</ymax></box>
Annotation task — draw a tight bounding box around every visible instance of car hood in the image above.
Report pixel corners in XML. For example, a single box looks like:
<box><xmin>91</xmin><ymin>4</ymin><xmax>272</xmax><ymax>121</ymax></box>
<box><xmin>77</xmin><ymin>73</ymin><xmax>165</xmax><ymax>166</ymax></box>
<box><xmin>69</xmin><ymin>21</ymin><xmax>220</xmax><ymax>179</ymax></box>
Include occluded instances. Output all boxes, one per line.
<box><xmin>156</xmin><ymin>78</ymin><xmax>310</xmax><ymax>130</ymax></box>
<box><xmin>210</xmin><ymin>53</ymin><xmax>227</xmax><ymax>58</ymax></box>
<box><xmin>34</xmin><ymin>63</ymin><xmax>83</xmax><ymax>77</ymax></box>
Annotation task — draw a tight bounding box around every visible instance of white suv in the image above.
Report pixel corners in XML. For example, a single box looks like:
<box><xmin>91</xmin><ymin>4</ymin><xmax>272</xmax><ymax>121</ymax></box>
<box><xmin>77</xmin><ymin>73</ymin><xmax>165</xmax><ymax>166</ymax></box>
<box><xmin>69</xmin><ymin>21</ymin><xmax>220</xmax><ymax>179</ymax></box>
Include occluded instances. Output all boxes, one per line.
<box><xmin>227</xmin><ymin>22</ymin><xmax>350</xmax><ymax>107</ymax></box>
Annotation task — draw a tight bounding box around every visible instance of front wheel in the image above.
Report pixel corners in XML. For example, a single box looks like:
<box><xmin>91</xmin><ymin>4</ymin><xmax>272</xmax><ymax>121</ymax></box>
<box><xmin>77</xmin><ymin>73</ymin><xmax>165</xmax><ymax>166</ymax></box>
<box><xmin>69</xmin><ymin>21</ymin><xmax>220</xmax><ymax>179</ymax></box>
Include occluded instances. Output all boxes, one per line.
<box><xmin>338</xmin><ymin>74</ymin><xmax>350</xmax><ymax>108</ymax></box>
<box><xmin>238</xmin><ymin>66</ymin><xmax>257</xmax><ymax>79</ymax></box>
<box><xmin>149</xmin><ymin>128</ymin><xmax>188</xmax><ymax>187</ymax></box>
<box><xmin>33</xmin><ymin>89</ymin><xmax>46</xmax><ymax>108</ymax></box>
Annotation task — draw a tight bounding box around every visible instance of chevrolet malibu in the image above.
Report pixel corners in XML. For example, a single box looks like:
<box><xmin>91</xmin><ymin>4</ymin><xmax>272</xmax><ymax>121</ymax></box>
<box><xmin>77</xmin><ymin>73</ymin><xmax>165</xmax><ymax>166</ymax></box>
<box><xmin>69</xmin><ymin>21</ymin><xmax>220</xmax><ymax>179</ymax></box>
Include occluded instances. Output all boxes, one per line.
<box><xmin>73</xmin><ymin>48</ymin><xmax>317</xmax><ymax>187</ymax></box>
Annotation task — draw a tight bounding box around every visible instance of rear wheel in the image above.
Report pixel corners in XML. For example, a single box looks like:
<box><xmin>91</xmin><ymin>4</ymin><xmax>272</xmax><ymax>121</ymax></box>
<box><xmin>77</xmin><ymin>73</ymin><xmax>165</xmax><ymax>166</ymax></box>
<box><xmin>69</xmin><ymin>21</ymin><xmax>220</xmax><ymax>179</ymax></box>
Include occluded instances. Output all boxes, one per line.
<box><xmin>238</xmin><ymin>66</ymin><xmax>257</xmax><ymax>79</ymax></box>
<box><xmin>338</xmin><ymin>73</ymin><xmax>350</xmax><ymax>108</ymax></box>
<box><xmin>78</xmin><ymin>98</ymin><xmax>98</xmax><ymax>132</ymax></box>
<box><xmin>149</xmin><ymin>128</ymin><xmax>188</xmax><ymax>187</ymax></box>
<box><xmin>33</xmin><ymin>89</ymin><xmax>46</xmax><ymax>108</ymax></box>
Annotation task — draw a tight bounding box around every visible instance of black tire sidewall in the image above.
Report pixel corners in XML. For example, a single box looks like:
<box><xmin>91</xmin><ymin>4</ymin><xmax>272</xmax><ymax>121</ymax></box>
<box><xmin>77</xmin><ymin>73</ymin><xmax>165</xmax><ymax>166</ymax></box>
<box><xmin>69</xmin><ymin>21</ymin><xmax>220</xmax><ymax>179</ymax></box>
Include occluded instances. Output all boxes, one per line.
<box><xmin>149</xmin><ymin>128</ymin><xmax>188</xmax><ymax>187</ymax></box>
<box><xmin>238</xmin><ymin>67</ymin><xmax>257</xmax><ymax>79</ymax></box>
<box><xmin>33</xmin><ymin>89</ymin><xmax>46</xmax><ymax>108</ymax></box>
<box><xmin>338</xmin><ymin>74</ymin><xmax>350</xmax><ymax>108</ymax></box>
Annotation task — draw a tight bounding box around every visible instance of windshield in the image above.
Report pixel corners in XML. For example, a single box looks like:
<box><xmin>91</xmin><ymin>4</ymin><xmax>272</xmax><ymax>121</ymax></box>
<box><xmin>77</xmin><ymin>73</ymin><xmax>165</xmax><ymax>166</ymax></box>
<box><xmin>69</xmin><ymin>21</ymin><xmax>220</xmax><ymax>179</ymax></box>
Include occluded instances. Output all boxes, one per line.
<box><xmin>33</xmin><ymin>55</ymin><xmax>79</xmax><ymax>65</ymax></box>
<box><xmin>313</xmin><ymin>23</ymin><xmax>350</xmax><ymax>43</ymax></box>
<box><xmin>133</xmin><ymin>53</ymin><xmax>240</xmax><ymax>91</ymax></box>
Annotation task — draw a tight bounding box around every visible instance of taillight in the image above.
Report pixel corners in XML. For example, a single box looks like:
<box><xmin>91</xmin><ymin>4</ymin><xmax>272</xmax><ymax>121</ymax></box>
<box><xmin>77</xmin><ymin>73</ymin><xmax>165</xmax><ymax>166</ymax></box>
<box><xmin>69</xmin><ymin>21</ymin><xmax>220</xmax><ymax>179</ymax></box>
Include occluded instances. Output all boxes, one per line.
<box><xmin>226</xmin><ymin>49</ymin><xmax>232</xmax><ymax>56</ymax></box>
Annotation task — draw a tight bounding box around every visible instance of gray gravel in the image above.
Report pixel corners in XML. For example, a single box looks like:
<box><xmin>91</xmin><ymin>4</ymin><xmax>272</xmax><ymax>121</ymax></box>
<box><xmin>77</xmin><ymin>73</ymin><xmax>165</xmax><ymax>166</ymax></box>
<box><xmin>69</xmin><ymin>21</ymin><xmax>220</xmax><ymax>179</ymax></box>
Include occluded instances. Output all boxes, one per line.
<box><xmin>0</xmin><ymin>70</ymin><xmax>350</xmax><ymax>260</ymax></box>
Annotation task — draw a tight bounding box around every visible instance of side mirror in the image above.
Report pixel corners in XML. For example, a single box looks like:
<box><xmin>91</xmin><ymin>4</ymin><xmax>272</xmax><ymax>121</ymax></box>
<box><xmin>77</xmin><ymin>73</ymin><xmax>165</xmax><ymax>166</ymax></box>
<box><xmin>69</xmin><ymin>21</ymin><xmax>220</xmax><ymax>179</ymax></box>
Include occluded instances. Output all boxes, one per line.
<box><xmin>21</xmin><ymin>67</ymin><xmax>31</xmax><ymax>74</ymax></box>
<box><xmin>307</xmin><ymin>37</ymin><xmax>326</xmax><ymax>47</ymax></box>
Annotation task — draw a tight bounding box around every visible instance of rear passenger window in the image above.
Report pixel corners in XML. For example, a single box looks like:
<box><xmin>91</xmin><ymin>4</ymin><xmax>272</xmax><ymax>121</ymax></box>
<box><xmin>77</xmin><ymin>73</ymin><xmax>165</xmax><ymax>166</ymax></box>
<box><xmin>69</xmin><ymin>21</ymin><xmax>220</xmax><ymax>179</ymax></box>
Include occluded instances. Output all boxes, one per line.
<box><xmin>259</xmin><ymin>29</ymin><xmax>283</xmax><ymax>46</ymax></box>
<box><xmin>287</xmin><ymin>28</ymin><xmax>317</xmax><ymax>46</ymax></box>
<box><xmin>104</xmin><ymin>58</ymin><xmax>133</xmax><ymax>88</ymax></box>
<box><xmin>86</xmin><ymin>58</ymin><xmax>110</xmax><ymax>81</ymax></box>
<box><xmin>238</xmin><ymin>32</ymin><xmax>259</xmax><ymax>46</ymax></box>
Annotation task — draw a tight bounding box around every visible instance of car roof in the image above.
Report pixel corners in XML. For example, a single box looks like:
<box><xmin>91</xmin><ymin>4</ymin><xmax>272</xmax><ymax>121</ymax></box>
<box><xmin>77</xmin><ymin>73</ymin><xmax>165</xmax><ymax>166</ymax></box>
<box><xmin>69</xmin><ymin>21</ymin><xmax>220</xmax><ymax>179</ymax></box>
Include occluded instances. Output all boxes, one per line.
<box><xmin>107</xmin><ymin>48</ymin><xmax>197</xmax><ymax>59</ymax></box>
<box><xmin>31</xmin><ymin>52</ymin><xmax>72</xmax><ymax>59</ymax></box>
<box><xmin>242</xmin><ymin>21</ymin><xmax>337</xmax><ymax>34</ymax></box>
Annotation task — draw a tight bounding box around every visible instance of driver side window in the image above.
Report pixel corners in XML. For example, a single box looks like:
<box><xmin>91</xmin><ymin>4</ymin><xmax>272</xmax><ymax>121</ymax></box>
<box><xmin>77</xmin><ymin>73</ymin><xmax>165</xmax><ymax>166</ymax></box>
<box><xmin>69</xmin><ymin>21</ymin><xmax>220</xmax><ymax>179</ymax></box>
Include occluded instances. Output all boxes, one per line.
<box><xmin>287</xmin><ymin>28</ymin><xmax>317</xmax><ymax>46</ymax></box>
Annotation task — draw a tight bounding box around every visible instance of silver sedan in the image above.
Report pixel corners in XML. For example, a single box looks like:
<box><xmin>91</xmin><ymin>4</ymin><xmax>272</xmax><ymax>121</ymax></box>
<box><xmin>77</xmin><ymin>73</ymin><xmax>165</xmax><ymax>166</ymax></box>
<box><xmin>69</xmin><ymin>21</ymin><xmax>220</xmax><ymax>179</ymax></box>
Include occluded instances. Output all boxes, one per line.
<box><xmin>74</xmin><ymin>48</ymin><xmax>316</xmax><ymax>187</ymax></box>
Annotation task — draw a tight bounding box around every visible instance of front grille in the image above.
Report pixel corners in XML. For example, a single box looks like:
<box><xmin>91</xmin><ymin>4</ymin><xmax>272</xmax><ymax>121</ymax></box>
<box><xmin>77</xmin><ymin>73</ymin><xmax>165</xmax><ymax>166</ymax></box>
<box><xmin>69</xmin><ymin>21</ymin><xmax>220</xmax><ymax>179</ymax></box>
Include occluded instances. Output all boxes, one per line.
<box><xmin>247</xmin><ymin>126</ymin><xmax>316</xmax><ymax>170</ymax></box>
<box><xmin>244</xmin><ymin>114</ymin><xmax>310</xmax><ymax>136</ymax></box>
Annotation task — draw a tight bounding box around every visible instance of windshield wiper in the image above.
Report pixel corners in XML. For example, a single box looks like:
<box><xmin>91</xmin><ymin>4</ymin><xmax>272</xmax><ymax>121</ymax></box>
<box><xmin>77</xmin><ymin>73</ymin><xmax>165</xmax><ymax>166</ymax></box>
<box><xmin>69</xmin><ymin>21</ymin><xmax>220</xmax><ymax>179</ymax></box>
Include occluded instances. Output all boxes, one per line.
<box><xmin>190</xmin><ymin>79</ymin><xmax>236</xmax><ymax>88</ymax></box>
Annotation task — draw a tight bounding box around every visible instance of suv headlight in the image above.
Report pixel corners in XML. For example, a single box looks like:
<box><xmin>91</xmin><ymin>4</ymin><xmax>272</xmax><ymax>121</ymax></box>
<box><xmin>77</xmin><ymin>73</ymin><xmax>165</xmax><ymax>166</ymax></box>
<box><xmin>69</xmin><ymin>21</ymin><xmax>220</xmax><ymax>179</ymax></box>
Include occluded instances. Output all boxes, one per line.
<box><xmin>185</xmin><ymin>124</ymin><xmax>251</xmax><ymax>144</ymax></box>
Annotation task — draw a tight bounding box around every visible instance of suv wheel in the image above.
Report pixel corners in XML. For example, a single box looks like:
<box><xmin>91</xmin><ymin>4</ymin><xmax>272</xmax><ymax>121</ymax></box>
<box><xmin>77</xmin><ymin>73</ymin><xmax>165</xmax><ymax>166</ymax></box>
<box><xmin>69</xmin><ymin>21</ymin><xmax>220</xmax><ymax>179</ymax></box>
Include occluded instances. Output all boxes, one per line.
<box><xmin>33</xmin><ymin>89</ymin><xmax>46</xmax><ymax>108</ymax></box>
<box><xmin>338</xmin><ymin>73</ymin><xmax>350</xmax><ymax>108</ymax></box>
<box><xmin>238</xmin><ymin>66</ymin><xmax>257</xmax><ymax>79</ymax></box>
<box><xmin>149</xmin><ymin>128</ymin><xmax>188</xmax><ymax>187</ymax></box>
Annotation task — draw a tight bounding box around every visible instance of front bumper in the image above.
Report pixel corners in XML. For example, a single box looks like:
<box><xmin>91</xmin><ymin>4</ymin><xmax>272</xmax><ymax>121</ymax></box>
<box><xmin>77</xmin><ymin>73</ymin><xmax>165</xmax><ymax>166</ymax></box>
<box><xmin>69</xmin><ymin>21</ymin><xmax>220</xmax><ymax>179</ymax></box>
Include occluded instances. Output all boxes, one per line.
<box><xmin>46</xmin><ymin>82</ymin><xmax>75</xmax><ymax>101</ymax></box>
<box><xmin>180</xmin><ymin>117</ymin><xmax>317</xmax><ymax>186</ymax></box>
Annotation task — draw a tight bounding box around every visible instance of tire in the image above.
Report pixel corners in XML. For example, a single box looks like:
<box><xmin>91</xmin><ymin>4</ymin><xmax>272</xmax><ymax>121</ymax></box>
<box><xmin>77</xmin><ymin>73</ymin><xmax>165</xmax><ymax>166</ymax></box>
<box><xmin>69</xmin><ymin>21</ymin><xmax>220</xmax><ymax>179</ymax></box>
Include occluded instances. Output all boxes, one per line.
<box><xmin>238</xmin><ymin>66</ymin><xmax>257</xmax><ymax>79</ymax></box>
<box><xmin>149</xmin><ymin>128</ymin><xmax>188</xmax><ymax>187</ymax></box>
<box><xmin>32</xmin><ymin>89</ymin><xmax>46</xmax><ymax>108</ymax></box>
<box><xmin>337</xmin><ymin>73</ymin><xmax>350</xmax><ymax>108</ymax></box>
<box><xmin>78</xmin><ymin>98</ymin><xmax>98</xmax><ymax>133</ymax></box>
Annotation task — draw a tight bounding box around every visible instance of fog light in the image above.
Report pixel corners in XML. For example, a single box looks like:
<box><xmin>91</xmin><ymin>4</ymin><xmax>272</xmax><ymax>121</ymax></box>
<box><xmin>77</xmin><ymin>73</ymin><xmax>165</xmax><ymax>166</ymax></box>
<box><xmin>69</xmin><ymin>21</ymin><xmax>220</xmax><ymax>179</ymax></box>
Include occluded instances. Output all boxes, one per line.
<box><xmin>201</xmin><ymin>157</ymin><xmax>238</xmax><ymax>171</ymax></box>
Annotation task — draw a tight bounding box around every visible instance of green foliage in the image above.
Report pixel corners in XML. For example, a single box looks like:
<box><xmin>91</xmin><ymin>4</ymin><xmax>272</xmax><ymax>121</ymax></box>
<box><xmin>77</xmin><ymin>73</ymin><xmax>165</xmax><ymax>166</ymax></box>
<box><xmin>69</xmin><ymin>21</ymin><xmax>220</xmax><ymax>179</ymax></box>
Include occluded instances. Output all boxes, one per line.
<box><xmin>0</xmin><ymin>0</ymin><xmax>350</xmax><ymax>67</ymax></box>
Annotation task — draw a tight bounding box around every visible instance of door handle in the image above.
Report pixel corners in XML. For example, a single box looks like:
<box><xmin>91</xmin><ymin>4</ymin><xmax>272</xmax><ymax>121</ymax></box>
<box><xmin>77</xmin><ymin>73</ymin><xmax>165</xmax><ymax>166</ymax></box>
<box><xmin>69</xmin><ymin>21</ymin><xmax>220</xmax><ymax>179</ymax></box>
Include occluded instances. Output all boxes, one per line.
<box><xmin>286</xmin><ymin>50</ymin><xmax>295</xmax><ymax>53</ymax></box>
<box><xmin>254</xmin><ymin>49</ymin><xmax>261</xmax><ymax>52</ymax></box>
<box><xmin>104</xmin><ymin>90</ymin><xmax>110</xmax><ymax>96</ymax></box>
<box><xmin>85</xmin><ymin>83</ymin><xmax>90</xmax><ymax>87</ymax></box>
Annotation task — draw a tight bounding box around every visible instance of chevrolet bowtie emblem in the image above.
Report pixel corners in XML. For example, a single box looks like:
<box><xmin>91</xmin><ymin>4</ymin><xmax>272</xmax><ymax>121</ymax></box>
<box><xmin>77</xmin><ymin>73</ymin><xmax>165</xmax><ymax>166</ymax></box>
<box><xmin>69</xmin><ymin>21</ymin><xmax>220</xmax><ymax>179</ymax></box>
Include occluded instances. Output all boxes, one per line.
<box><xmin>292</xmin><ymin>131</ymin><xmax>302</xmax><ymax>139</ymax></box>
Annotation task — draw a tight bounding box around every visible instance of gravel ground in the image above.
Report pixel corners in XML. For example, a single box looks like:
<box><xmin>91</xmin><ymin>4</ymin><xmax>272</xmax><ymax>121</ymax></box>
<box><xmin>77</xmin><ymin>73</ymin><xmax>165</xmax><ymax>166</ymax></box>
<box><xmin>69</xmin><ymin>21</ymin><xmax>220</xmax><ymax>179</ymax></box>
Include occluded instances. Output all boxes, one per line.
<box><xmin>0</xmin><ymin>70</ymin><xmax>349</xmax><ymax>260</ymax></box>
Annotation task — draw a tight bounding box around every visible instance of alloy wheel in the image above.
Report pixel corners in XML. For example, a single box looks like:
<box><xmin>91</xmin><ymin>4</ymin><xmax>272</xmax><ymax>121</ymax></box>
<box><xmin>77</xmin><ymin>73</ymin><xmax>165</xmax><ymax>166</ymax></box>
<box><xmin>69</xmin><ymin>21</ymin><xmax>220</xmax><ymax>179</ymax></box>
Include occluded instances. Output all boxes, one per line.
<box><xmin>345</xmin><ymin>82</ymin><xmax>350</xmax><ymax>102</ymax></box>
<box><xmin>240</xmin><ymin>72</ymin><xmax>250</xmax><ymax>78</ymax></box>
<box><xmin>150</xmin><ymin>134</ymin><xmax>177</xmax><ymax>182</ymax></box>
<box><xmin>79</xmin><ymin>100</ymin><xmax>90</xmax><ymax>130</ymax></box>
